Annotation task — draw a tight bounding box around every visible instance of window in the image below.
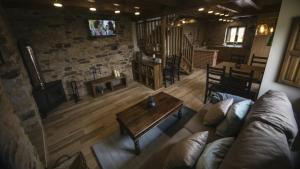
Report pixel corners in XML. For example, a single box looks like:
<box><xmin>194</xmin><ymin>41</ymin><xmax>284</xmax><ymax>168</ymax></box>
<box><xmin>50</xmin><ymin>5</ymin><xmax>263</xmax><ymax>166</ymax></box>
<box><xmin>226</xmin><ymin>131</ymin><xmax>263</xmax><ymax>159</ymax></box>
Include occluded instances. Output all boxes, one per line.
<box><xmin>225</xmin><ymin>26</ymin><xmax>246</xmax><ymax>46</ymax></box>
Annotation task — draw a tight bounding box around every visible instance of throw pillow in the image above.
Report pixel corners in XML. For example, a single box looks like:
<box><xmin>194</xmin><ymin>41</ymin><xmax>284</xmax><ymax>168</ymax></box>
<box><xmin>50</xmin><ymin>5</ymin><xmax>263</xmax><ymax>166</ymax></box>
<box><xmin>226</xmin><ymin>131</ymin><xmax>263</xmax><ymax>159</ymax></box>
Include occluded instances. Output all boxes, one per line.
<box><xmin>164</xmin><ymin>131</ymin><xmax>209</xmax><ymax>169</ymax></box>
<box><xmin>196</xmin><ymin>137</ymin><xmax>235</xmax><ymax>169</ymax></box>
<box><xmin>210</xmin><ymin>92</ymin><xmax>248</xmax><ymax>104</ymax></box>
<box><xmin>204</xmin><ymin>99</ymin><xmax>233</xmax><ymax>126</ymax></box>
<box><xmin>216</xmin><ymin>100</ymin><xmax>253</xmax><ymax>137</ymax></box>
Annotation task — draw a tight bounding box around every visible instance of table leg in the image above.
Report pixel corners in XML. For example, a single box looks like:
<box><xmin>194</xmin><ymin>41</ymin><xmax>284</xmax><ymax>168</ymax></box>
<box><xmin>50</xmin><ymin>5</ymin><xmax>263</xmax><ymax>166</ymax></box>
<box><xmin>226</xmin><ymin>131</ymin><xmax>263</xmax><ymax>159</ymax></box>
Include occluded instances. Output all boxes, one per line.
<box><xmin>177</xmin><ymin>107</ymin><xmax>182</xmax><ymax>119</ymax></box>
<box><xmin>117</xmin><ymin>120</ymin><xmax>125</xmax><ymax>135</ymax></box>
<box><xmin>134</xmin><ymin>139</ymin><xmax>141</xmax><ymax>155</ymax></box>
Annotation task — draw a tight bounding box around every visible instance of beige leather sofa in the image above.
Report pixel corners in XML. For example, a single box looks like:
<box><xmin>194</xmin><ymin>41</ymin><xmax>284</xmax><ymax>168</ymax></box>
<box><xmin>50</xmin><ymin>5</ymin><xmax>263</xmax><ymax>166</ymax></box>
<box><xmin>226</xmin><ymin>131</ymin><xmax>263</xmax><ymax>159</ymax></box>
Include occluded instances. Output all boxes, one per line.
<box><xmin>140</xmin><ymin>90</ymin><xmax>299</xmax><ymax>169</ymax></box>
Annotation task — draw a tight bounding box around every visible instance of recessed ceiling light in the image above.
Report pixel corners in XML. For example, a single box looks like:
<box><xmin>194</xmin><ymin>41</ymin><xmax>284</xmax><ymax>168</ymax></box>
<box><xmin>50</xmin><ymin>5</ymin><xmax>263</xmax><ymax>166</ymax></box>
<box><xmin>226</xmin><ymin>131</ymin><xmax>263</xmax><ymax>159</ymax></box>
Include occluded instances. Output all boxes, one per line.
<box><xmin>225</xmin><ymin>14</ymin><xmax>229</xmax><ymax>17</ymax></box>
<box><xmin>208</xmin><ymin>10</ymin><xmax>213</xmax><ymax>14</ymax></box>
<box><xmin>134</xmin><ymin>6</ymin><xmax>140</xmax><ymax>9</ymax></box>
<box><xmin>89</xmin><ymin>7</ymin><xmax>96</xmax><ymax>11</ymax></box>
<box><xmin>220</xmin><ymin>13</ymin><xmax>224</xmax><ymax>16</ymax></box>
<box><xmin>219</xmin><ymin>18</ymin><xmax>222</xmax><ymax>21</ymax></box>
<box><xmin>198</xmin><ymin>7</ymin><xmax>205</xmax><ymax>11</ymax></box>
<box><xmin>115</xmin><ymin>10</ymin><xmax>121</xmax><ymax>14</ymax></box>
<box><xmin>182</xmin><ymin>20</ymin><xmax>186</xmax><ymax>24</ymax></box>
<box><xmin>113</xmin><ymin>3</ymin><xmax>120</xmax><ymax>7</ymax></box>
<box><xmin>53</xmin><ymin>2</ymin><xmax>63</xmax><ymax>7</ymax></box>
<box><xmin>87</xmin><ymin>0</ymin><xmax>95</xmax><ymax>2</ymax></box>
<box><xmin>134</xmin><ymin>11</ymin><xmax>140</xmax><ymax>16</ymax></box>
<box><xmin>215</xmin><ymin>12</ymin><xmax>220</xmax><ymax>15</ymax></box>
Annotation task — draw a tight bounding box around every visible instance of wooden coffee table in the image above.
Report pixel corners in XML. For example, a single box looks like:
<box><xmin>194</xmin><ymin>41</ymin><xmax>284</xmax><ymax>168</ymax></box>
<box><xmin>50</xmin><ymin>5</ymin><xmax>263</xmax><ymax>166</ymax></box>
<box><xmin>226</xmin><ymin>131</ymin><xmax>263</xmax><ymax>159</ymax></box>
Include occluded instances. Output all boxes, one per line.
<box><xmin>116</xmin><ymin>92</ymin><xmax>183</xmax><ymax>154</ymax></box>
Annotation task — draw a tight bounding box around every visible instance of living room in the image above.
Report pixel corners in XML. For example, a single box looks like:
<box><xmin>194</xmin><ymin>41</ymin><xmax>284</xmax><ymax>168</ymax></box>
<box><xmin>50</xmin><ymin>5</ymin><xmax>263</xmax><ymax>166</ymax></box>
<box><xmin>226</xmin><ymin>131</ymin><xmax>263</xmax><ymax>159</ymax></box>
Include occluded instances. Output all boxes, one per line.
<box><xmin>0</xmin><ymin>0</ymin><xmax>300</xmax><ymax>169</ymax></box>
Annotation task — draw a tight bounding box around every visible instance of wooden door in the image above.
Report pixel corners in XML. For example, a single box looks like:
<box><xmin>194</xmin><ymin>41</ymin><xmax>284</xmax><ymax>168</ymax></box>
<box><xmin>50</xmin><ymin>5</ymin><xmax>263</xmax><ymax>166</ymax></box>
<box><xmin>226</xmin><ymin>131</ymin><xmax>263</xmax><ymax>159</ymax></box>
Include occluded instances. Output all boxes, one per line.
<box><xmin>278</xmin><ymin>17</ymin><xmax>300</xmax><ymax>88</ymax></box>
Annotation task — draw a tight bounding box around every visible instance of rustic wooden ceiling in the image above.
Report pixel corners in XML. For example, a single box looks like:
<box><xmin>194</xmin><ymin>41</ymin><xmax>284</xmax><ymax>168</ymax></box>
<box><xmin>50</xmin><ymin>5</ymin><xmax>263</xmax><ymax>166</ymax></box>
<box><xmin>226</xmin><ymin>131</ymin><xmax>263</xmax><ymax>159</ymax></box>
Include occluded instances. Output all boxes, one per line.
<box><xmin>1</xmin><ymin>0</ymin><xmax>282</xmax><ymax>19</ymax></box>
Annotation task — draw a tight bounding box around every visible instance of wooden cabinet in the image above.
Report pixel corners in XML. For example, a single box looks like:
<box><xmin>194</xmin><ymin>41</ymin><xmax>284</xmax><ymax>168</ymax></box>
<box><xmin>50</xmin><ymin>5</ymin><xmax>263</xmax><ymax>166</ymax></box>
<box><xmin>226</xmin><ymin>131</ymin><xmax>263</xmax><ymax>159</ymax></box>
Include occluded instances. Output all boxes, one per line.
<box><xmin>132</xmin><ymin>60</ymin><xmax>162</xmax><ymax>90</ymax></box>
<box><xmin>193</xmin><ymin>49</ymin><xmax>218</xmax><ymax>69</ymax></box>
<box><xmin>278</xmin><ymin>17</ymin><xmax>300</xmax><ymax>88</ymax></box>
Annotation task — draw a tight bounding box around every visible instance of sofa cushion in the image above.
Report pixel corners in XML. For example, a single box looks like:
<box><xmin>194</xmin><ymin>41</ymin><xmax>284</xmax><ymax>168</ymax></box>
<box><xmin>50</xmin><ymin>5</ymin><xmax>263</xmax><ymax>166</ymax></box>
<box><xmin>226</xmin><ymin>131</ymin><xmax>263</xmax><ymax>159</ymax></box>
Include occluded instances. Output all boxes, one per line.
<box><xmin>184</xmin><ymin>106</ymin><xmax>216</xmax><ymax>143</ymax></box>
<box><xmin>139</xmin><ymin>128</ymin><xmax>192</xmax><ymax>169</ymax></box>
<box><xmin>196</xmin><ymin>137</ymin><xmax>235</xmax><ymax>169</ymax></box>
<box><xmin>211</xmin><ymin>92</ymin><xmax>249</xmax><ymax>104</ymax></box>
<box><xmin>244</xmin><ymin>90</ymin><xmax>298</xmax><ymax>145</ymax></box>
<box><xmin>219</xmin><ymin>121</ymin><xmax>293</xmax><ymax>169</ymax></box>
<box><xmin>216</xmin><ymin>100</ymin><xmax>252</xmax><ymax>137</ymax></box>
<box><xmin>204</xmin><ymin>99</ymin><xmax>233</xmax><ymax>126</ymax></box>
<box><xmin>164</xmin><ymin>131</ymin><xmax>208</xmax><ymax>169</ymax></box>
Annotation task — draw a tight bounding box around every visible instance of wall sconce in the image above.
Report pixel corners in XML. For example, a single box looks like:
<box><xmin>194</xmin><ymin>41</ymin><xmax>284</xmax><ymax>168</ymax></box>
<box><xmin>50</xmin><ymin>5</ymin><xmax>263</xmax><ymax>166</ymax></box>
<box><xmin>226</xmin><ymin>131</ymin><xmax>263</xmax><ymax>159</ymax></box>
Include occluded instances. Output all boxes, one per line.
<box><xmin>256</xmin><ymin>24</ymin><xmax>269</xmax><ymax>36</ymax></box>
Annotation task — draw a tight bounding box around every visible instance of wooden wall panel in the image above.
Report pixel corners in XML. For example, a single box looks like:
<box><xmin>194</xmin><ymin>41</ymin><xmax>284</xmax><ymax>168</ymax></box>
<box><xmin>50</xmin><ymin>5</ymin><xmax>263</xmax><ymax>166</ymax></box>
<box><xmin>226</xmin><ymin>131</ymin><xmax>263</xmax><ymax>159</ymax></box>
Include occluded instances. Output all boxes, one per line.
<box><xmin>278</xmin><ymin>17</ymin><xmax>300</xmax><ymax>87</ymax></box>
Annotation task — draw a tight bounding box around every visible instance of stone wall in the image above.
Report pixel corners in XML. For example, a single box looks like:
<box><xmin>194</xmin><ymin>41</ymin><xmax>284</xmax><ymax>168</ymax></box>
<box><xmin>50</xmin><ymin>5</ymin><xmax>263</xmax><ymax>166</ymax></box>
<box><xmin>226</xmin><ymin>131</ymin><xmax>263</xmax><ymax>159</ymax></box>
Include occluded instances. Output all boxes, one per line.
<box><xmin>0</xmin><ymin>80</ymin><xmax>43</xmax><ymax>169</ymax></box>
<box><xmin>0</xmin><ymin>4</ymin><xmax>44</xmax><ymax>169</ymax></box>
<box><xmin>5</xmin><ymin>7</ymin><xmax>134</xmax><ymax>98</ymax></box>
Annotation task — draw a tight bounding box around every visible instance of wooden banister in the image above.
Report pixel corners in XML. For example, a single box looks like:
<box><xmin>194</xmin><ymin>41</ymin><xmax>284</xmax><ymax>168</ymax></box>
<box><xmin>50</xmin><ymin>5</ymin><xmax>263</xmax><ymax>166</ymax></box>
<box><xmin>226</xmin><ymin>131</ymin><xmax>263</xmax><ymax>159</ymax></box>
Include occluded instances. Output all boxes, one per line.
<box><xmin>136</xmin><ymin>14</ymin><xmax>194</xmax><ymax>74</ymax></box>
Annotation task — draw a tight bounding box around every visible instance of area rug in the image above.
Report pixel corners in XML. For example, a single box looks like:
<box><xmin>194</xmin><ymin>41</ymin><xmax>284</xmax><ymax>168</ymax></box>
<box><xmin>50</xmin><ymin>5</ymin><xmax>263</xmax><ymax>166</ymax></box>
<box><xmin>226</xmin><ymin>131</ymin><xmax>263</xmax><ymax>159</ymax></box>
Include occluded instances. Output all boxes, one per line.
<box><xmin>92</xmin><ymin>106</ymin><xmax>196</xmax><ymax>169</ymax></box>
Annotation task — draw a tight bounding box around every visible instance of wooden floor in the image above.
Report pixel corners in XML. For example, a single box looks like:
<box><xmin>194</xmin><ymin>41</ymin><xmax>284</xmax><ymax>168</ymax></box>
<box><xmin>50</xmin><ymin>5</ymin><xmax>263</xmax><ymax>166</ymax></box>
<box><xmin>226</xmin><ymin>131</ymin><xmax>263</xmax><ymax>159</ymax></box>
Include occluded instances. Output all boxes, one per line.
<box><xmin>43</xmin><ymin>69</ymin><xmax>207</xmax><ymax>169</ymax></box>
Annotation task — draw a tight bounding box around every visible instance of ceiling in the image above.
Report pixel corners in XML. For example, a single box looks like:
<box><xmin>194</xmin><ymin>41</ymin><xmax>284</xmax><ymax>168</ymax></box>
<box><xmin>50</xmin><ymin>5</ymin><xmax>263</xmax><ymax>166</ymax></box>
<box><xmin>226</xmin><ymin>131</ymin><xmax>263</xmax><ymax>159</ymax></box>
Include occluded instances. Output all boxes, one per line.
<box><xmin>1</xmin><ymin>0</ymin><xmax>282</xmax><ymax>19</ymax></box>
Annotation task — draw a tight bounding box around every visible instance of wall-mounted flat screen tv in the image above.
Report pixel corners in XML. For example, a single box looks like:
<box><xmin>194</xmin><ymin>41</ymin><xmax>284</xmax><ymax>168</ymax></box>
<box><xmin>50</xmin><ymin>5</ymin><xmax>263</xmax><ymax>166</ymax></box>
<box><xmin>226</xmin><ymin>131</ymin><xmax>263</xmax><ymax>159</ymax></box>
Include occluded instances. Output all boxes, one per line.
<box><xmin>88</xmin><ymin>19</ymin><xmax>116</xmax><ymax>37</ymax></box>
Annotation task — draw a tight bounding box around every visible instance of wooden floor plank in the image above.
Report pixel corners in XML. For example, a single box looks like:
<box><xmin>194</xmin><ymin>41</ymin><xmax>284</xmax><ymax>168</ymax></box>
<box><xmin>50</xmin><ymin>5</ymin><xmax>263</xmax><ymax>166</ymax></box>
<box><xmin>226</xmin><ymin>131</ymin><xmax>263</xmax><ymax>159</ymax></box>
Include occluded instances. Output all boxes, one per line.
<box><xmin>44</xmin><ymin>69</ymin><xmax>206</xmax><ymax>169</ymax></box>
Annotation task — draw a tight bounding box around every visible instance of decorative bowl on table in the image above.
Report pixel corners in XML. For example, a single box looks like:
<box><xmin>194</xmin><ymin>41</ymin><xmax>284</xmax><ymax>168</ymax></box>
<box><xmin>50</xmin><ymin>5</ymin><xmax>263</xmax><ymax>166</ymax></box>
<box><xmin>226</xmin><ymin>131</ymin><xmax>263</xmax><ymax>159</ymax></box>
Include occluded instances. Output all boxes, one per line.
<box><xmin>147</xmin><ymin>96</ymin><xmax>157</xmax><ymax>108</ymax></box>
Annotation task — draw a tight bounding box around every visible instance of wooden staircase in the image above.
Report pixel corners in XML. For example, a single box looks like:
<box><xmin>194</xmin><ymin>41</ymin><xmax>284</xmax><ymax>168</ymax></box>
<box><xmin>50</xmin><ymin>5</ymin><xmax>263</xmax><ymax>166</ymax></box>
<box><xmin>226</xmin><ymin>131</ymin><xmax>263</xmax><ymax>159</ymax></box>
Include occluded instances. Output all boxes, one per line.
<box><xmin>136</xmin><ymin>15</ymin><xmax>194</xmax><ymax>74</ymax></box>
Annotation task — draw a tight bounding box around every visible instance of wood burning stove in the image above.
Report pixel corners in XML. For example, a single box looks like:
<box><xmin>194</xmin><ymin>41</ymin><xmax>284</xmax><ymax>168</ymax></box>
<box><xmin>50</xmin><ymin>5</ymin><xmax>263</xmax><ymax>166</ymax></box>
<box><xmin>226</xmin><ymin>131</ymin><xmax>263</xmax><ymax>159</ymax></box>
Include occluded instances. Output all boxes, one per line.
<box><xmin>18</xmin><ymin>39</ymin><xmax>66</xmax><ymax>118</ymax></box>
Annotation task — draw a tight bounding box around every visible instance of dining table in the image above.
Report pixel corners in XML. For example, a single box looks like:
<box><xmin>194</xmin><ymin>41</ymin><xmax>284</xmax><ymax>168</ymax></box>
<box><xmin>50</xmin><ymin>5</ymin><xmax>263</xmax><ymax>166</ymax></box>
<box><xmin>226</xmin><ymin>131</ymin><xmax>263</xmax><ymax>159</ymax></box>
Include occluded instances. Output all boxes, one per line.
<box><xmin>214</xmin><ymin>61</ymin><xmax>265</xmax><ymax>83</ymax></box>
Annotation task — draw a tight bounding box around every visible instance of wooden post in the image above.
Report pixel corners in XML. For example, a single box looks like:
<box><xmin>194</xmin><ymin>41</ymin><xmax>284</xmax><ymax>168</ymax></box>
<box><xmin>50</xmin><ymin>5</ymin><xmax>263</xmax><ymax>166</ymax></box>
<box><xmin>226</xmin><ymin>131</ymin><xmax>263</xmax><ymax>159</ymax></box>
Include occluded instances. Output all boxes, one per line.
<box><xmin>161</xmin><ymin>16</ymin><xmax>167</xmax><ymax>68</ymax></box>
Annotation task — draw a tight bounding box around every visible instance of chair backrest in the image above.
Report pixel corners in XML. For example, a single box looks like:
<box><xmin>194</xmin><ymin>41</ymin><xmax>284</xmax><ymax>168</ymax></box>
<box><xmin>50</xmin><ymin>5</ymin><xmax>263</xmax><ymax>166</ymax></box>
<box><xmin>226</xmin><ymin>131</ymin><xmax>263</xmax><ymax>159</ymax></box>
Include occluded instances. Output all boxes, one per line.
<box><xmin>251</xmin><ymin>54</ymin><xmax>268</xmax><ymax>67</ymax></box>
<box><xmin>230</xmin><ymin>54</ymin><xmax>245</xmax><ymax>64</ymax></box>
<box><xmin>228</xmin><ymin>67</ymin><xmax>254</xmax><ymax>98</ymax></box>
<box><xmin>173</xmin><ymin>55</ymin><xmax>182</xmax><ymax>69</ymax></box>
<box><xmin>166</xmin><ymin>55</ymin><xmax>174</xmax><ymax>67</ymax></box>
<box><xmin>206</xmin><ymin>64</ymin><xmax>226</xmax><ymax>87</ymax></box>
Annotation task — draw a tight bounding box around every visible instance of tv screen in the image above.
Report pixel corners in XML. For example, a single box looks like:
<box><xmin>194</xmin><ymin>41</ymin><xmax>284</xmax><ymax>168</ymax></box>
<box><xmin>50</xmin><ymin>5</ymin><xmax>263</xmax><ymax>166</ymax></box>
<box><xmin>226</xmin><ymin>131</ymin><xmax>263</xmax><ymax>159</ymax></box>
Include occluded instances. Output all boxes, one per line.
<box><xmin>88</xmin><ymin>19</ymin><xmax>116</xmax><ymax>37</ymax></box>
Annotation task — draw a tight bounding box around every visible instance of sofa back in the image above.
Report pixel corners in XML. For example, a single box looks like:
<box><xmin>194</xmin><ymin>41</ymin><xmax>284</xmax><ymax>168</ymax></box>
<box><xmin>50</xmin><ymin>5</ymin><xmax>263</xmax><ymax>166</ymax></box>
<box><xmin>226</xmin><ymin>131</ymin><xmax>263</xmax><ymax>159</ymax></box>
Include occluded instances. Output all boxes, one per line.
<box><xmin>219</xmin><ymin>90</ymin><xmax>298</xmax><ymax>169</ymax></box>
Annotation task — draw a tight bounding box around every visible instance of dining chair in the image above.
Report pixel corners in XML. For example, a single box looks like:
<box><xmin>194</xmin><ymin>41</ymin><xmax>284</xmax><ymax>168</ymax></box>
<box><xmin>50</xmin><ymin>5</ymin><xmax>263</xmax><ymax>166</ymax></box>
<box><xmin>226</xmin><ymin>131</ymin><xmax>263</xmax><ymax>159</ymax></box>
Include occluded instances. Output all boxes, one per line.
<box><xmin>163</xmin><ymin>55</ymin><xmax>175</xmax><ymax>87</ymax></box>
<box><xmin>173</xmin><ymin>55</ymin><xmax>182</xmax><ymax>81</ymax></box>
<box><xmin>227</xmin><ymin>67</ymin><xmax>254</xmax><ymax>99</ymax></box>
<box><xmin>204</xmin><ymin>64</ymin><xmax>226</xmax><ymax>103</ymax></box>
<box><xmin>250</xmin><ymin>54</ymin><xmax>268</xmax><ymax>67</ymax></box>
<box><xmin>230</xmin><ymin>54</ymin><xmax>245</xmax><ymax>64</ymax></box>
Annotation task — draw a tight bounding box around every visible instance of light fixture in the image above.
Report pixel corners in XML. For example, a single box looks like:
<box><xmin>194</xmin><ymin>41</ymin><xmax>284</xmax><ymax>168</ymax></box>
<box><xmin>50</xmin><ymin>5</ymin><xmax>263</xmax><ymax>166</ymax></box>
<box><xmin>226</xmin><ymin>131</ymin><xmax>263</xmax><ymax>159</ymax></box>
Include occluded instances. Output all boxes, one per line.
<box><xmin>53</xmin><ymin>0</ymin><xmax>63</xmax><ymax>7</ymax></box>
<box><xmin>225</xmin><ymin>14</ymin><xmax>229</xmax><ymax>17</ymax></box>
<box><xmin>89</xmin><ymin>7</ymin><xmax>96</xmax><ymax>11</ymax></box>
<box><xmin>113</xmin><ymin>3</ymin><xmax>120</xmax><ymax>6</ymax></box>
<box><xmin>215</xmin><ymin>12</ymin><xmax>220</xmax><ymax>15</ymax></box>
<box><xmin>182</xmin><ymin>20</ymin><xmax>186</xmax><ymax>24</ymax></box>
<box><xmin>134</xmin><ymin>11</ymin><xmax>140</xmax><ymax>16</ymax></box>
<box><xmin>189</xmin><ymin>19</ymin><xmax>196</xmax><ymax>23</ymax></box>
<box><xmin>134</xmin><ymin>6</ymin><xmax>140</xmax><ymax>16</ymax></box>
<box><xmin>219</xmin><ymin>18</ymin><xmax>223</xmax><ymax>21</ymax></box>
<box><xmin>198</xmin><ymin>7</ymin><xmax>205</xmax><ymax>11</ymax></box>
<box><xmin>220</xmin><ymin>13</ymin><xmax>224</xmax><ymax>16</ymax></box>
<box><xmin>115</xmin><ymin>10</ymin><xmax>121</xmax><ymax>14</ymax></box>
<box><xmin>208</xmin><ymin>10</ymin><xmax>213</xmax><ymax>14</ymax></box>
<box><xmin>269</xmin><ymin>27</ymin><xmax>274</xmax><ymax>33</ymax></box>
<box><xmin>256</xmin><ymin>24</ymin><xmax>269</xmax><ymax>35</ymax></box>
